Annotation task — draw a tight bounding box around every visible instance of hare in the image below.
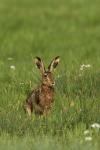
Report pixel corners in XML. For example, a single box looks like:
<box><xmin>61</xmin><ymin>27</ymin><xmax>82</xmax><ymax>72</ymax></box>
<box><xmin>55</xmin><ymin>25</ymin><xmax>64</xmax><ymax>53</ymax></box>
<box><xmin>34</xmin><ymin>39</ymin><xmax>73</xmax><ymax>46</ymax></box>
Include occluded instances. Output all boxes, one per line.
<box><xmin>24</xmin><ymin>56</ymin><xmax>60</xmax><ymax>116</ymax></box>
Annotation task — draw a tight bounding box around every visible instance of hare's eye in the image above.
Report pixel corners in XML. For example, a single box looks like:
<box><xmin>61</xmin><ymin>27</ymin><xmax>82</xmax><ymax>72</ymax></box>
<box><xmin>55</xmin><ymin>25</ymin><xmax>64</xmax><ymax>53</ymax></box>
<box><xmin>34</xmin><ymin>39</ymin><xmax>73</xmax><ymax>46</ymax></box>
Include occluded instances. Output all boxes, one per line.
<box><xmin>44</xmin><ymin>74</ymin><xmax>47</xmax><ymax>77</ymax></box>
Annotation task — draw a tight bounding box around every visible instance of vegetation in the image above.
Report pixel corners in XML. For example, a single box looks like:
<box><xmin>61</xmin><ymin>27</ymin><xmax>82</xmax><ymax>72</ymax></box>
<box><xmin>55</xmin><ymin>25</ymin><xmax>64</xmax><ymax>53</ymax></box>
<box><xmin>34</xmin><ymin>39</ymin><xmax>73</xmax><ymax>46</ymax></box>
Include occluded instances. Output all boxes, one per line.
<box><xmin>0</xmin><ymin>0</ymin><xmax>100</xmax><ymax>149</ymax></box>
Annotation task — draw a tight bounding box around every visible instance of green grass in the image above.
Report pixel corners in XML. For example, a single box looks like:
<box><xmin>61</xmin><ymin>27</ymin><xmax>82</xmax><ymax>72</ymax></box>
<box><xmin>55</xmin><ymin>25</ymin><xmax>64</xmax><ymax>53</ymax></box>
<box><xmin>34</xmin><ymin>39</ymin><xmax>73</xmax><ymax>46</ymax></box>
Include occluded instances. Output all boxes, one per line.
<box><xmin>0</xmin><ymin>0</ymin><xmax>100</xmax><ymax>149</ymax></box>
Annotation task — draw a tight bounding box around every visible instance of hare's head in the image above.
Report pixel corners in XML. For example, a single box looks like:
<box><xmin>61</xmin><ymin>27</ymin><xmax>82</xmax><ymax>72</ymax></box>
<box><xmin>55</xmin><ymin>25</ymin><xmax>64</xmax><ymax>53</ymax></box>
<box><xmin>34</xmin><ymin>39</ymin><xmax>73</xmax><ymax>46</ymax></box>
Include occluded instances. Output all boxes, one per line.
<box><xmin>35</xmin><ymin>56</ymin><xmax>60</xmax><ymax>87</ymax></box>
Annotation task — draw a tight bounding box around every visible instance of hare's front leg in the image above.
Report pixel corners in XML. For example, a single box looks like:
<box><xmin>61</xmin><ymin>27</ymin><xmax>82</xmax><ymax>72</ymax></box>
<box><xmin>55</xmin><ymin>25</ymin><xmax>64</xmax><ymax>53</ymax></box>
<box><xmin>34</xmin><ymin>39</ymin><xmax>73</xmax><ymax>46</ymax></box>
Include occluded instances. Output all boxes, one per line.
<box><xmin>24</xmin><ymin>102</ymin><xmax>33</xmax><ymax>116</ymax></box>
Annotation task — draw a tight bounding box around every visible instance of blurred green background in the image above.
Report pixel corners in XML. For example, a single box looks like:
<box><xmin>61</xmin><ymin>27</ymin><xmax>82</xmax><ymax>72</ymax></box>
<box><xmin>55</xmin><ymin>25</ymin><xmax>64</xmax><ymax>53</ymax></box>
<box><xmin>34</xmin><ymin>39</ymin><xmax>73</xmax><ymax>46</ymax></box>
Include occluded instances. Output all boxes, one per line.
<box><xmin>0</xmin><ymin>0</ymin><xmax>100</xmax><ymax>150</ymax></box>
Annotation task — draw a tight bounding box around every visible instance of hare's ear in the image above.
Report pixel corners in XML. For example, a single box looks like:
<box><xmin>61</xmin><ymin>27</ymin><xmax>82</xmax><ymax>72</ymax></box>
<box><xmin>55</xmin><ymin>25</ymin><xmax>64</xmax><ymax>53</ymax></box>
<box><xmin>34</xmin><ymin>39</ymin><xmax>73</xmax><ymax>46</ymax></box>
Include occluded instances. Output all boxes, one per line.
<box><xmin>35</xmin><ymin>57</ymin><xmax>45</xmax><ymax>73</ymax></box>
<box><xmin>48</xmin><ymin>56</ymin><xmax>60</xmax><ymax>72</ymax></box>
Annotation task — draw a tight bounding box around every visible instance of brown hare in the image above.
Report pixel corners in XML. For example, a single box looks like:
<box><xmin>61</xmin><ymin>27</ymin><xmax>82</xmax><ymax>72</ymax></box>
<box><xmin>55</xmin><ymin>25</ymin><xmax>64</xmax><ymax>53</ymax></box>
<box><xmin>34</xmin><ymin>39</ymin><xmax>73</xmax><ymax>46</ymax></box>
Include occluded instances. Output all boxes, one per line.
<box><xmin>24</xmin><ymin>56</ymin><xmax>60</xmax><ymax>116</ymax></box>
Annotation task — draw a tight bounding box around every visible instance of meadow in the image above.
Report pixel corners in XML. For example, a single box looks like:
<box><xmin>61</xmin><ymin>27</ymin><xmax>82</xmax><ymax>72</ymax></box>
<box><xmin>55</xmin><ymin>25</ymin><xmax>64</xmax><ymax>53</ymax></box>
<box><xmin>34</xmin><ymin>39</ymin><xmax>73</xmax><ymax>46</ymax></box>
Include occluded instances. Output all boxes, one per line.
<box><xmin>0</xmin><ymin>0</ymin><xmax>100</xmax><ymax>149</ymax></box>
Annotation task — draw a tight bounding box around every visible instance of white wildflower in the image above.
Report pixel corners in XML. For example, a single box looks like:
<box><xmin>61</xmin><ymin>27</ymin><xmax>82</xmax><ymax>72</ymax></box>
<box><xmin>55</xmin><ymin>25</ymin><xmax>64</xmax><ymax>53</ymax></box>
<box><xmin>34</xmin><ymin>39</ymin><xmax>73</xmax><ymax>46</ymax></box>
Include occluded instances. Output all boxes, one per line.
<box><xmin>84</xmin><ymin>130</ymin><xmax>90</xmax><ymax>135</ymax></box>
<box><xmin>81</xmin><ymin>64</ymin><xmax>85</xmax><ymax>68</ymax></box>
<box><xmin>8</xmin><ymin>57</ymin><xmax>13</xmax><ymax>60</ymax></box>
<box><xmin>91</xmin><ymin>123</ymin><xmax>100</xmax><ymax>129</ymax></box>
<box><xmin>10</xmin><ymin>65</ymin><xmax>15</xmax><ymax>70</ymax></box>
<box><xmin>80</xmin><ymin>64</ymin><xmax>91</xmax><ymax>71</ymax></box>
<box><xmin>20</xmin><ymin>82</ymin><xmax>24</xmax><ymax>85</ymax></box>
<box><xmin>85</xmin><ymin>136</ymin><xmax>92</xmax><ymax>141</ymax></box>
<box><xmin>86</xmin><ymin>64</ymin><xmax>91</xmax><ymax>68</ymax></box>
<box><xmin>80</xmin><ymin>67</ymin><xmax>84</xmax><ymax>71</ymax></box>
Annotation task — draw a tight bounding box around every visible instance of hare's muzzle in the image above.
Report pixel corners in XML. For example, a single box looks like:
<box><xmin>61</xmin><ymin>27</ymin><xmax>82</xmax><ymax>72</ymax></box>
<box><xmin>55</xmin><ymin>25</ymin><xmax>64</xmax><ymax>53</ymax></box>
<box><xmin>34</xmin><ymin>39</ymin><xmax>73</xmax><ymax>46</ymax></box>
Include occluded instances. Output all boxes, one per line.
<box><xmin>52</xmin><ymin>81</ymin><xmax>55</xmax><ymax>86</ymax></box>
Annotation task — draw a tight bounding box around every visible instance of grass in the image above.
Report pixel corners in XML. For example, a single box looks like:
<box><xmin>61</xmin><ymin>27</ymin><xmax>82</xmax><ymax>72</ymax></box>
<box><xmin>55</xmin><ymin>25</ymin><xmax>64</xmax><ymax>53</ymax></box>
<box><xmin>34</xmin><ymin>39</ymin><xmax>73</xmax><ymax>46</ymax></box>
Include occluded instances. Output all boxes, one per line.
<box><xmin>0</xmin><ymin>0</ymin><xmax>100</xmax><ymax>149</ymax></box>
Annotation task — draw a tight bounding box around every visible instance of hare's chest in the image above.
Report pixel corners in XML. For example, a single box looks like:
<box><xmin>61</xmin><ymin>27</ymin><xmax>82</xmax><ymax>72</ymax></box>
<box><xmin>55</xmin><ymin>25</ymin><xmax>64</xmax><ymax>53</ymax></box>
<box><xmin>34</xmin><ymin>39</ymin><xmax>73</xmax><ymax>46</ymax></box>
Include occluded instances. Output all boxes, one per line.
<box><xmin>46</xmin><ymin>93</ymin><xmax>53</xmax><ymax>102</ymax></box>
<box><xmin>39</xmin><ymin>89</ymin><xmax>54</xmax><ymax>107</ymax></box>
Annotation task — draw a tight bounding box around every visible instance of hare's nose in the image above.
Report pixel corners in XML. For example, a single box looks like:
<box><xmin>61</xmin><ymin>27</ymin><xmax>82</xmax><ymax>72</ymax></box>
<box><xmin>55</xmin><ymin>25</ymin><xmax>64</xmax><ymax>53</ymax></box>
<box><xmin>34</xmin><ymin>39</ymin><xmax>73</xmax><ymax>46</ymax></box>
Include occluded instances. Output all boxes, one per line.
<box><xmin>52</xmin><ymin>82</ymin><xmax>55</xmax><ymax>86</ymax></box>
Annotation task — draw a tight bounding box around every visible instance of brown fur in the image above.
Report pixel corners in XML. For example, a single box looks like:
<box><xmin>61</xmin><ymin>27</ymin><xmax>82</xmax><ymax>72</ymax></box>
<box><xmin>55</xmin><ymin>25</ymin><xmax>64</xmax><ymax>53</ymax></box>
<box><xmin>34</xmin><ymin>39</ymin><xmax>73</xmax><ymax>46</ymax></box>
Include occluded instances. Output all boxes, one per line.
<box><xmin>24</xmin><ymin>56</ymin><xmax>60</xmax><ymax>116</ymax></box>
